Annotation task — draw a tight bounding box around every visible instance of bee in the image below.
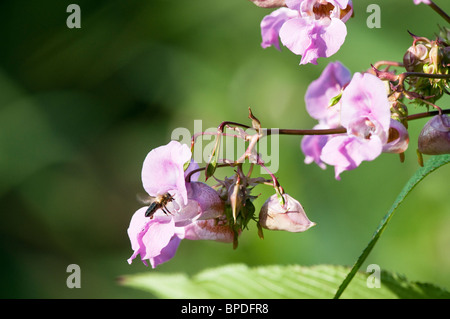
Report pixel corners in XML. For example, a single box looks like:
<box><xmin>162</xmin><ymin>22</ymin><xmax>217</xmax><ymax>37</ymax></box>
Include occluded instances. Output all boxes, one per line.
<box><xmin>138</xmin><ymin>193</ymin><xmax>177</xmax><ymax>218</ymax></box>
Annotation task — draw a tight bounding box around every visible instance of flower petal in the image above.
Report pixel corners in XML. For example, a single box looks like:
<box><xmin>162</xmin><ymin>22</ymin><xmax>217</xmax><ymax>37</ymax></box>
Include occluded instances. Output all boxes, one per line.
<box><xmin>285</xmin><ymin>0</ymin><xmax>302</xmax><ymax>10</ymax></box>
<box><xmin>149</xmin><ymin>235</ymin><xmax>182</xmax><ymax>268</ymax></box>
<box><xmin>127</xmin><ymin>207</ymin><xmax>185</xmax><ymax>268</ymax></box>
<box><xmin>340</xmin><ymin>73</ymin><xmax>391</xmax><ymax>134</ymax></box>
<box><xmin>320</xmin><ymin>135</ymin><xmax>383</xmax><ymax>179</ymax></box>
<box><xmin>280</xmin><ymin>18</ymin><xmax>347</xmax><ymax>65</ymax></box>
<box><xmin>184</xmin><ymin>219</ymin><xmax>235</xmax><ymax>242</ymax></box>
<box><xmin>186</xmin><ymin>182</ymin><xmax>225</xmax><ymax>220</ymax></box>
<box><xmin>127</xmin><ymin>207</ymin><xmax>150</xmax><ymax>256</ymax></box>
<box><xmin>301</xmin><ymin>128</ymin><xmax>331</xmax><ymax>169</ymax></box>
<box><xmin>261</xmin><ymin>8</ymin><xmax>299</xmax><ymax>51</ymax></box>
<box><xmin>279</xmin><ymin>17</ymin><xmax>311</xmax><ymax>55</ymax></box>
<box><xmin>383</xmin><ymin>119</ymin><xmax>410</xmax><ymax>154</ymax></box>
<box><xmin>141</xmin><ymin>141</ymin><xmax>191</xmax><ymax>204</ymax></box>
<box><xmin>305</xmin><ymin>61</ymin><xmax>351</xmax><ymax>121</ymax></box>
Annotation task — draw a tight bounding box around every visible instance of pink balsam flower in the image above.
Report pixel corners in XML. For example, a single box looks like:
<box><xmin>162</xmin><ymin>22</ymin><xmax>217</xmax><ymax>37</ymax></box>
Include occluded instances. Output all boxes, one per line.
<box><xmin>127</xmin><ymin>141</ymin><xmax>225</xmax><ymax>268</ymax></box>
<box><xmin>320</xmin><ymin>72</ymin><xmax>391</xmax><ymax>179</ymax></box>
<box><xmin>261</xmin><ymin>0</ymin><xmax>353</xmax><ymax>64</ymax></box>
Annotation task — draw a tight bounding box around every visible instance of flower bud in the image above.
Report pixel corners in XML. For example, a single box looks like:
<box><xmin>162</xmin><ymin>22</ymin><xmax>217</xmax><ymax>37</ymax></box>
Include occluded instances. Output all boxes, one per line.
<box><xmin>259</xmin><ymin>194</ymin><xmax>315</xmax><ymax>232</ymax></box>
<box><xmin>418</xmin><ymin>114</ymin><xmax>450</xmax><ymax>155</ymax></box>
<box><xmin>403</xmin><ymin>44</ymin><xmax>428</xmax><ymax>72</ymax></box>
<box><xmin>429</xmin><ymin>45</ymin><xmax>441</xmax><ymax>70</ymax></box>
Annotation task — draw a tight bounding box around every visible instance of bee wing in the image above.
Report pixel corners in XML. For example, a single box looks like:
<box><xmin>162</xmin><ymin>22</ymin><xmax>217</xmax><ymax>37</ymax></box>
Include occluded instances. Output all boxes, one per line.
<box><xmin>136</xmin><ymin>193</ymin><xmax>155</xmax><ymax>205</ymax></box>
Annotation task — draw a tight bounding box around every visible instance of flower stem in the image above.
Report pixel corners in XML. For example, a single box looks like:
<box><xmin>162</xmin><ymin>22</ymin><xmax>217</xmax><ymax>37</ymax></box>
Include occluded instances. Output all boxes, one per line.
<box><xmin>429</xmin><ymin>1</ymin><xmax>450</xmax><ymax>24</ymax></box>
<box><xmin>265</xmin><ymin>127</ymin><xmax>347</xmax><ymax>136</ymax></box>
<box><xmin>256</xmin><ymin>155</ymin><xmax>283</xmax><ymax>195</ymax></box>
<box><xmin>185</xmin><ymin>163</ymin><xmax>234</xmax><ymax>182</ymax></box>
<box><xmin>218</xmin><ymin>121</ymin><xmax>250</xmax><ymax>133</ymax></box>
<box><xmin>399</xmin><ymin>72</ymin><xmax>450</xmax><ymax>87</ymax></box>
<box><xmin>406</xmin><ymin>108</ymin><xmax>449</xmax><ymax>121</ymax></box>
<box><xmin>372</xmin><ymin>60</ymin><xmax>403</xmax><ymax>70</ymax></box>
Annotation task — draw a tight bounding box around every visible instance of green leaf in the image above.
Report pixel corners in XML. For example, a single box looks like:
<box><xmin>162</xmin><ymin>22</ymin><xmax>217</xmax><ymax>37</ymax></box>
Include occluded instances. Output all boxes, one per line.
<box><xmin>205</xmin><ymin>134</ymin><xmax>221</xmax><ymax>180</ymax></box>
<box><xmin>334</xmin><ymin>154</ymin><xmax>450</xmax><ymax>298</ymax></box>
<box><xmin>119</xmin><ymin>264</ymin><xmax>450</xmax><ymax>299</ymax></box>
<box><xmin>328</xmin><ymin>91</ymin><xmax>342</xmax><ymax>107</ymax></box>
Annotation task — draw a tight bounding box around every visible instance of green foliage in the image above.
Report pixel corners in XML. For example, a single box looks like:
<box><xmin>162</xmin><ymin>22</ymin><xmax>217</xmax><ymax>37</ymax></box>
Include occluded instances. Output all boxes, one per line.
<box><xmin>120</xmin><ymin>263</ymin><xmax>450</xmax><ymax>299</ymax></box>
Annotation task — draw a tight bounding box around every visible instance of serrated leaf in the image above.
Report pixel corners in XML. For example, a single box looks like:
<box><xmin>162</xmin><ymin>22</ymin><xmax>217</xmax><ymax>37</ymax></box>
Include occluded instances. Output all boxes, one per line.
<box><xmin>119</xmin><ymin>264</ymin><xmax>450</xmax><ymax>299</ymax></box>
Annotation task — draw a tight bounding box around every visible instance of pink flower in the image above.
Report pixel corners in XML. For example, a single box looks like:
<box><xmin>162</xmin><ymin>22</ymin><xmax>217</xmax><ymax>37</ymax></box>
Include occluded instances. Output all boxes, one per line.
<box><xmin>413</xmin><ymin>0</ymin><xmax>431</xmax><ymax>5</ymax></box>
<box><xmin>127</xmin><ymin>141</ymin><xmax>226</xmax><ymax>268</ymax></box>
<box><xmin>302</xmin><ymin>63</ymin><xmax>410</xmax><ymax>178</ymax></box>
<box><xmin>320</xmin><ymin>72</ymin><xmax>391</xmax><ymax>179</ymax></box>
<box><xmin>260</xmin><ymin>0</ymin><xmax>353</xmax><ymax>64</ymax></box>
<box><xmin>259</xmin><ymin>194</ymin><xmax>315</xmax><ymax>232</ymax></box>
<box><xmin>301</xmin><ymin>61</ymin><xmax>351</xmax><ymax>168</ymax></box>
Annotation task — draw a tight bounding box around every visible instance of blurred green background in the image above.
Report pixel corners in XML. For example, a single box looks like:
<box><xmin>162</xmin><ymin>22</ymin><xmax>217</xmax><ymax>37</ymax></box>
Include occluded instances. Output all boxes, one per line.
<box><xmin>0</xmin><ymin>0</ymin><xmax>449</xmax><ymax>298</ymax></box>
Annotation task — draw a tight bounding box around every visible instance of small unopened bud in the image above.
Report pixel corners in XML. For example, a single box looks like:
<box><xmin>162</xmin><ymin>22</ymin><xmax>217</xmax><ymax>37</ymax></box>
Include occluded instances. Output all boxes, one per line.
<box><xmin>259</xmin><ymin>194</ymin><xmax>315</xmax><ymax>232</ymax></box>
<box><xmin>403</xmin><ymin>44</ymin><xmax>428</xmax><ymax>72</ymax></box>
<box><xmin>229</xmin><ymin>177</ymin><xmax>243</xmax><ymax>223</ymax></box>
<box><xmin>429</xmin><ymin>44</ymin><xmax>441</xmax><ymax>70</ymax></box>
<box><xmin>418</xmin><ymin>114</ymin><xmax>450</xmax><ymax>155</ymax></box>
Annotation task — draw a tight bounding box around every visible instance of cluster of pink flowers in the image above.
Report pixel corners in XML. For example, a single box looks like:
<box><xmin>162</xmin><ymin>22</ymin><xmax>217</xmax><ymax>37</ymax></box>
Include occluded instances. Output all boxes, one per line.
<box><xmin>127</xmin><ymin>141</ymin><xmax>237</xmax><ymax>268</ymax></box>
<box><xmin>127</xmin><ymin>141</ymin><xmax>314</xmax><ymax>268</ymax></box>
<box><xmin>127</xmin><ymin>0</ymin><xmax>449</xmax><ymax>269</ymax></box>
<box><xmin>301</xmin><ymin>62</ymin><xmax>409</xmax><ymax>179</ymax></box>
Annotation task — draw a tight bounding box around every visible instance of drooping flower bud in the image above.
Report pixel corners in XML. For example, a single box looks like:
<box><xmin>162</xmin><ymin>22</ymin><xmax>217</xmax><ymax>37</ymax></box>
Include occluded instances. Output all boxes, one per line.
<box><xmin>259</xmin><ymin>194</ymin><xmax>315</xmax><ymax>232</ymax></box>
<box><xmin>418</xmin><ymin>114</ymin><xmax>450</xmax><ymax>155</ymax></box>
